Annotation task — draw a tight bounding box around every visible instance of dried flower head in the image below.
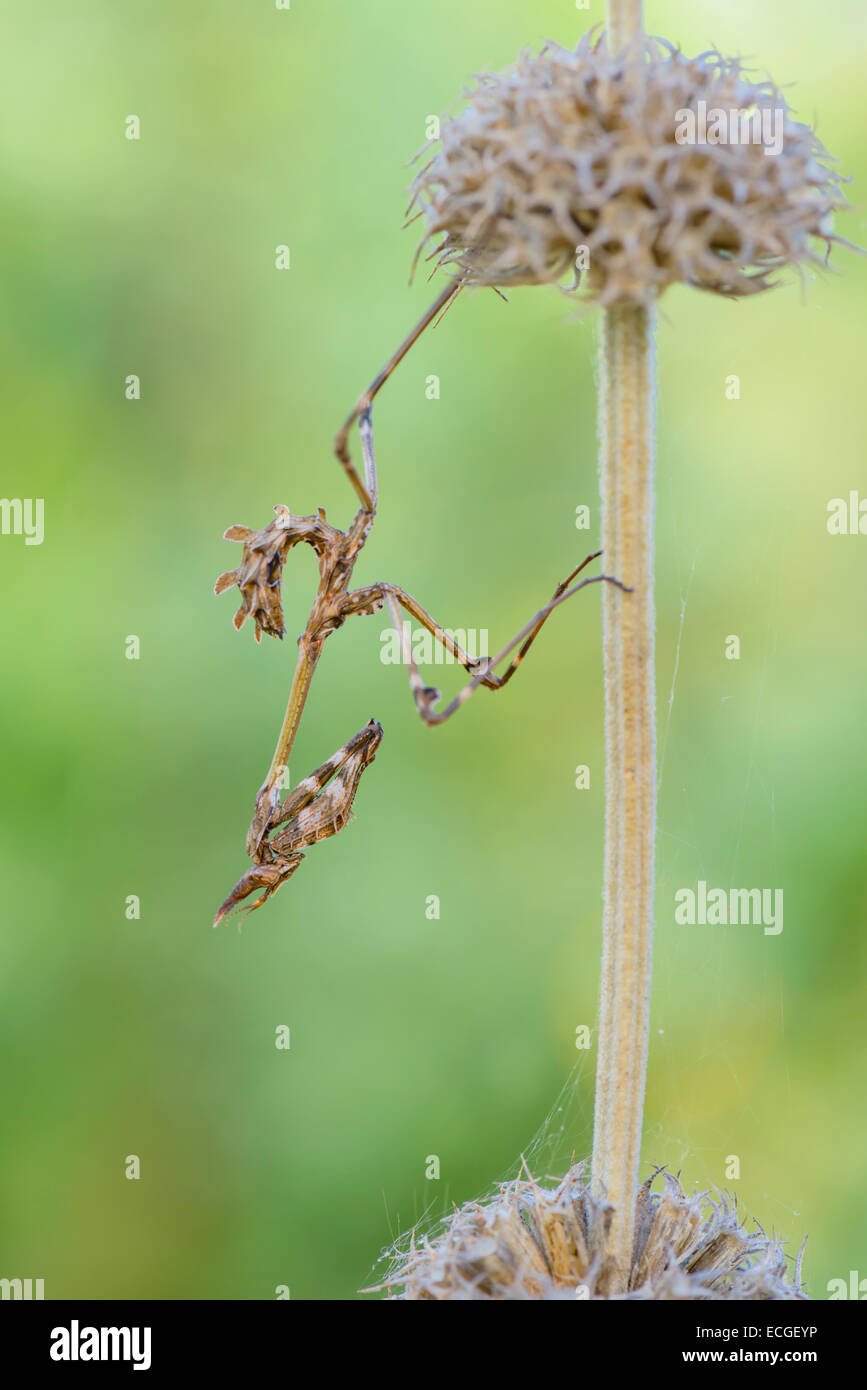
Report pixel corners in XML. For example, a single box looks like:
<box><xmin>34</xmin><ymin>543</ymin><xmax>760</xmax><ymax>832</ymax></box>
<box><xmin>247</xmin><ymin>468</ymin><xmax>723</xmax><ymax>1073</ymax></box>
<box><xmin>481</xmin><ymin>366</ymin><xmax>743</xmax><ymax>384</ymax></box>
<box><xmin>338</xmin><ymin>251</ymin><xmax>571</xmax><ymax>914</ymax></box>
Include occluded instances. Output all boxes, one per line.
<box><xmin>409</xmin><ymin>34</ymin><xmax>849</xmax><ymax>304</ymax></box>
<box><xmin>374</xmin><ymin>1164</ymin><xmax>806</xmax><ymax>1300</ymax></box>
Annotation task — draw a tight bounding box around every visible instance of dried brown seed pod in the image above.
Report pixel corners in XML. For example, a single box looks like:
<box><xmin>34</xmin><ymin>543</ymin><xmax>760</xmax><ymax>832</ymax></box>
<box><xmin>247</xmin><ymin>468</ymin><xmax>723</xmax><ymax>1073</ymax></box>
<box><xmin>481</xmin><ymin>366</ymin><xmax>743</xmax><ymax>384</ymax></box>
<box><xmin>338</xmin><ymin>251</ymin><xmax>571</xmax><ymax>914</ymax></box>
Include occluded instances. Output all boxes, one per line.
<box><xmin>409</xmin><ymin>34</ymin><xmax>849</xmax><ymax>305</ymax></box>
<box><xmin>374</xmin><ymin>1164</ymin><xmax>806</xmax><ymax>1300</ymax></box>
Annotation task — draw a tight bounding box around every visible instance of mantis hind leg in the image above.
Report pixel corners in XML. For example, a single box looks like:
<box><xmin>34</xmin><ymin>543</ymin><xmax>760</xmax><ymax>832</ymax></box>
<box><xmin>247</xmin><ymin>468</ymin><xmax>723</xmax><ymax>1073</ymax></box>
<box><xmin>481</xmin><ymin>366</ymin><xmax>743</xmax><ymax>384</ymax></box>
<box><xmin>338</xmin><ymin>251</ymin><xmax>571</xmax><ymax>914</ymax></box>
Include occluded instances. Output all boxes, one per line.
<box><xmin>352</xmin><ymin>561</ymin><xmax>630</xmax><ymax>727</ymax></box>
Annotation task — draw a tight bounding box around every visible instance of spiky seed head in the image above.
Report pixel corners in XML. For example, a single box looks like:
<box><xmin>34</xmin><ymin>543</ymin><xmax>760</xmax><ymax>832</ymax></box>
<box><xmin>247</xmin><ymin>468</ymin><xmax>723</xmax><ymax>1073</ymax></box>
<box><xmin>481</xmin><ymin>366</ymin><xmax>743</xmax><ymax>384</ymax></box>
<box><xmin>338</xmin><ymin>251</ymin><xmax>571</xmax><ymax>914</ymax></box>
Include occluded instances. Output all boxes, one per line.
<box><xmin>373</xmin><ymin>1164</ymin><xmax>807</xmax><ymax>1300</ymax></box>
<box><xmin>409</xmin><ymin>34</ymin><xmax>849</xmax><ymax>305</ymax></box>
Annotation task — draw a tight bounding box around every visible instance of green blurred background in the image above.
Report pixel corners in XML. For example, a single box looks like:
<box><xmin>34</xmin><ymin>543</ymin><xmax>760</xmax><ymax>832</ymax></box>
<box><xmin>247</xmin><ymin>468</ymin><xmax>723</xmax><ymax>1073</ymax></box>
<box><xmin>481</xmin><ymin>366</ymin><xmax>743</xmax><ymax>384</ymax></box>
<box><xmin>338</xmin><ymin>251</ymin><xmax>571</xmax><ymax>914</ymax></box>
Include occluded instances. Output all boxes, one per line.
<box><xmin>1</xmin><ymin>0</ymin><xmax>865</xmax><ymax>1300</ymax></box>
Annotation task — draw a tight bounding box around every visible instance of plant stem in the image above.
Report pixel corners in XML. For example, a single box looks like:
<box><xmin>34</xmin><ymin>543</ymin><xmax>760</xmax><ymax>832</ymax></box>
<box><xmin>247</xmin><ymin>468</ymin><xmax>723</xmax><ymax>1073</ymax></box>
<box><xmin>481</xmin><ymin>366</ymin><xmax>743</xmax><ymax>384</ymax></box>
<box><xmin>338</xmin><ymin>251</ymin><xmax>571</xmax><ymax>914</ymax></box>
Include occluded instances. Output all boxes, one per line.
<box><xmin>586</xmin><ymin>0</ymin><xmax>656</xmax><ymax>1302</ymax></box>
<box><xmin>591</xmin><ymin>301</ymin><xmax>657</xmax><ymax>1292</ymax></box>
<box><xmin>607</xmin><ymin>0</ymin><xmax>644</xmax><ymax>52</ymax></box>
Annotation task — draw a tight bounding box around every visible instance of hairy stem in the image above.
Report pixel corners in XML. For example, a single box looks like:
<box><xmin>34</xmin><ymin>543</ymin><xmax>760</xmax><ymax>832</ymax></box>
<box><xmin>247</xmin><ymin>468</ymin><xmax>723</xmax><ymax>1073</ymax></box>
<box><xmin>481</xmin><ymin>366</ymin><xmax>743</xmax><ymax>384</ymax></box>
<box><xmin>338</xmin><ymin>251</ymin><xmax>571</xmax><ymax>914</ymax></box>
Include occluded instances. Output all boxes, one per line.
<box><xmin>607</xmin><ymin>0</ymin><xmax>644</xmax><ymax>52</ymax></box>
<box><xmin>591</xmin><ymin>302</ymin><xmax>657</xmax><ymax>1291</ymax></box>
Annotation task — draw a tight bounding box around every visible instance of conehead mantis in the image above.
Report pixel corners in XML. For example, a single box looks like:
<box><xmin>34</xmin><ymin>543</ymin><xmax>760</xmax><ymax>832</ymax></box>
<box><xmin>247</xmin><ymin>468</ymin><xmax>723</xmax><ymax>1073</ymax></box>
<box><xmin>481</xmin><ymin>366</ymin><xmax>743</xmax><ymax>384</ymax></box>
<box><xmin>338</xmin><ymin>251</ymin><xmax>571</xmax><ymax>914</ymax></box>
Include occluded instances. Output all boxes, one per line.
<box><xmin>213</xmin><ymin>285</ymin><xmax>629</xmax><ymax>926</ymax></box>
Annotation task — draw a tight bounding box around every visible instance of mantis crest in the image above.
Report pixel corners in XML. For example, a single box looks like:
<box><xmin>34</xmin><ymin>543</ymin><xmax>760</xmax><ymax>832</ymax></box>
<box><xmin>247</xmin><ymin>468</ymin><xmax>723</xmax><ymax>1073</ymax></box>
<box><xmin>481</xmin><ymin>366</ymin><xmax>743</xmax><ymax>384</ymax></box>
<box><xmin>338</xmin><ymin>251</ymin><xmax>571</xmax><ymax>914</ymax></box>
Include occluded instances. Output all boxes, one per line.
<box><xmin>213</xmin><ymin>284</ymin><xmax>628</xmax><ymax>927</ymax></box>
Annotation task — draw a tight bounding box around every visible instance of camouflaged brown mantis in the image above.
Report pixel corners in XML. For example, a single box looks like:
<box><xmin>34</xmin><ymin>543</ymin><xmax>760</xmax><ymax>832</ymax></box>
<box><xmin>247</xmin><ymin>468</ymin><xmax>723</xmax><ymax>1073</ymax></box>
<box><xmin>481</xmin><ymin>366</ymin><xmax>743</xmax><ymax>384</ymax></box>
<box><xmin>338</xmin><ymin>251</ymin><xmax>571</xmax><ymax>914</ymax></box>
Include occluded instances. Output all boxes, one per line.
<box><xmin>212</xmin><ymin>284</ymin><xmax>629</xmax><ymax>928</ymax></box>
